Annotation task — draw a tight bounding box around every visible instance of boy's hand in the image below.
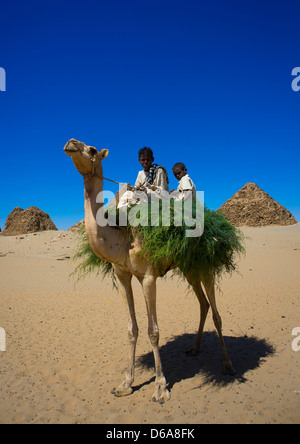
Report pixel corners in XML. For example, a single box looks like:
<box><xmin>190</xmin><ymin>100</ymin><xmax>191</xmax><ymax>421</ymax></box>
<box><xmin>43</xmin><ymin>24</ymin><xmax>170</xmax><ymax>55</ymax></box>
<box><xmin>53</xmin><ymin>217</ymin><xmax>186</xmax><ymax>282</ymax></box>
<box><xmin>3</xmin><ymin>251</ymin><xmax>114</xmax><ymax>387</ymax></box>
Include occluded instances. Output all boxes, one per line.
<box><xmin>135</xmin><ymin>185</ymin><xmax>146</xmax><ymax>191</ymax></box>
<box><xmin>147</xmin><ymin>185</ymin><xmax>157</xmax><ymax>191</ymax></box>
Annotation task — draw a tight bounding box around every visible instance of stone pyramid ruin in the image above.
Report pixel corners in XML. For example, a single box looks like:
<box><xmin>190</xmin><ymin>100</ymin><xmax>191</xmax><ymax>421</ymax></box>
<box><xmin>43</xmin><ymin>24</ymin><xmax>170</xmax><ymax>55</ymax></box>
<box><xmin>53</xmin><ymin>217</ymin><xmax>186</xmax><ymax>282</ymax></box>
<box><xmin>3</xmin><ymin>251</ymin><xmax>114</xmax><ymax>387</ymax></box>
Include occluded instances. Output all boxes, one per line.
<box><xmin>2</xmin><ymin>206</ymin><xmax>58</xmax><ymax>236</ymax></box>
<box><xmin>218</xmin><ymin>182</ymin><xmax>297</xmax><ymax>227</ymax></box>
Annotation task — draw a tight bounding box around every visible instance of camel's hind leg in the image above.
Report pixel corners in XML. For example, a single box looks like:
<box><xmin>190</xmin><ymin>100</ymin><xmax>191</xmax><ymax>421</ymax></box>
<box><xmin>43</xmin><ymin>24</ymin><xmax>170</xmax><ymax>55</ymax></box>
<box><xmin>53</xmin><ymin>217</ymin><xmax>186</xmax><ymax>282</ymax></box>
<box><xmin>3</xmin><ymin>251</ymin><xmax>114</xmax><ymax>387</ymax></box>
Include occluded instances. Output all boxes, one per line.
<box><xmin>202</xmin><ymin>276</ymin><xmax>236</xmax><ymax>375</ymax></box>
<box><xmin>186</xmin><ymin>275</ymin><xmax>210</xmax><ymax>356</ymax></box>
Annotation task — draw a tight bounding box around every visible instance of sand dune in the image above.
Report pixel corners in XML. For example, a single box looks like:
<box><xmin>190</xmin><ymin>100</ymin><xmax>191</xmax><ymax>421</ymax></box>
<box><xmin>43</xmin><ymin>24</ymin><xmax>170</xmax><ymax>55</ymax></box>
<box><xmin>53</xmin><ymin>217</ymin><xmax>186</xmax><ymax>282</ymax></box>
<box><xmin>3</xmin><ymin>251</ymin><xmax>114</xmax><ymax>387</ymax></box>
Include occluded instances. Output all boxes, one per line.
<box><xmin>0</xmin><ymin>225</ymin><xmax>300</xmax><ymax>424</ymax></box>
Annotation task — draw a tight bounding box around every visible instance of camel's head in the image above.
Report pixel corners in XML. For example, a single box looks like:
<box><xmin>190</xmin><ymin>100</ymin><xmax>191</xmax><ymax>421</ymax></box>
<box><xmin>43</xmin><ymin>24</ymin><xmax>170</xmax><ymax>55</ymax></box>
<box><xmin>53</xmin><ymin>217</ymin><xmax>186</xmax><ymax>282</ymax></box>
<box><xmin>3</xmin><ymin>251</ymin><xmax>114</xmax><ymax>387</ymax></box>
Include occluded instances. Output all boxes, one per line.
<box><xmin>64</xmin><ymin>138</ymin><xmax>109</xmax><ymax>179</ymax></box>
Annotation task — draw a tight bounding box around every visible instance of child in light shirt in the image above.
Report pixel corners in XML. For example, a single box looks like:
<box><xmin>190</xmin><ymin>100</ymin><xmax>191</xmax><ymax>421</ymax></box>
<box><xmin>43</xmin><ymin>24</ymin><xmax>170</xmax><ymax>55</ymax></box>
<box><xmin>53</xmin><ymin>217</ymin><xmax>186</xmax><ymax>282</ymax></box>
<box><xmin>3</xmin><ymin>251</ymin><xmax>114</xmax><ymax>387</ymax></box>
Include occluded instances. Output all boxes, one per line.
<box><xmin>135</xmin><ymin>147</ymin><xmax>169</xmax><ymax>194</ymax></box>
<box><xmin>118</xmin><ymin>147</ymin><xmax>169</xmax><ymax>209</ymax></box>
<box><xmin>172</xmin><ymin>163</ymin><xmax>196</xmax><ymax>201</ymax></box>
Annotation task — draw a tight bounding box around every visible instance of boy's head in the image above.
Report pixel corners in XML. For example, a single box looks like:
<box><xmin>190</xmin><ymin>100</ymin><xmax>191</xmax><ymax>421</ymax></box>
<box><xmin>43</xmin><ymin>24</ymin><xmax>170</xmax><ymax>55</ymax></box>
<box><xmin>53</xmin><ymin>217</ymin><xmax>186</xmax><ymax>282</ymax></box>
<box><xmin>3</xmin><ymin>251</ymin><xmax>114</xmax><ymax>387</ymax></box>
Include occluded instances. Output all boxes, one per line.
<box><xmin>172</xmin><ymin>162</ymin><xmax>187</xmax><ymax>180</ymax></box>
<box><xmin>138</xmin><ymin>147</ymin><xmax>154</xmax><ymax>172</ymax></box>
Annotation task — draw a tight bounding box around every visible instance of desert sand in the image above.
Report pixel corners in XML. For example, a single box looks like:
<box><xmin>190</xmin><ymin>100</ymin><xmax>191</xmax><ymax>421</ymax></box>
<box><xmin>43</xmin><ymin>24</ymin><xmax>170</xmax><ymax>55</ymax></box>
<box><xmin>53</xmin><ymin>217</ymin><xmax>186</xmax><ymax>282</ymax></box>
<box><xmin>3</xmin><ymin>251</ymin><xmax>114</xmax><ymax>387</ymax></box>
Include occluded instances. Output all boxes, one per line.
<box><xmin>0</xmin><ymin>224</ymin><xmax>300</xmax><ymax>424</ymax></box>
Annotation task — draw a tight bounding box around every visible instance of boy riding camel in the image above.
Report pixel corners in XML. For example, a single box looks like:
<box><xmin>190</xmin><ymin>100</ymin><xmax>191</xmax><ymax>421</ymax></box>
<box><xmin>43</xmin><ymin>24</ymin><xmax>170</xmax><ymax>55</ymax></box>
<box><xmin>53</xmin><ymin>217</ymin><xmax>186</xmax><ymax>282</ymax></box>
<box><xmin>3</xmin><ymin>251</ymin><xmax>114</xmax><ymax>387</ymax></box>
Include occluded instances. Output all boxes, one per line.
<box><xmin>118</xmin><ymin>147</ymin><xmax>169</xmax><ymax>209</ymax></box>
<box><xmin>171</xmin><ymin>162</ymin><xmax>196</xmax><ymax>201</ymax></box>
<box><xmin>135</xmin><ymin>147</ymin><xmax>169</xmax><ymax>193</ymax></box>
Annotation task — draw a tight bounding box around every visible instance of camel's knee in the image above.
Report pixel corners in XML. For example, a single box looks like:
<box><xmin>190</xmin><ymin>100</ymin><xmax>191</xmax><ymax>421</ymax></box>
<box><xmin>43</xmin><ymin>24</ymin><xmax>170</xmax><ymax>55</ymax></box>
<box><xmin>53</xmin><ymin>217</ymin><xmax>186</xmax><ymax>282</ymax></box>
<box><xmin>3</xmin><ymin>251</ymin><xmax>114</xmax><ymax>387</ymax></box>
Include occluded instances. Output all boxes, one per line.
<box><xmin>149</xmin><ymin>328</ymin><xmax>159</xmax><ymax>347</ymax></box>
<box><xmin>128</xmin><ymin>326</ymin><xmax>139</xmax><ymax>344</ymax></box>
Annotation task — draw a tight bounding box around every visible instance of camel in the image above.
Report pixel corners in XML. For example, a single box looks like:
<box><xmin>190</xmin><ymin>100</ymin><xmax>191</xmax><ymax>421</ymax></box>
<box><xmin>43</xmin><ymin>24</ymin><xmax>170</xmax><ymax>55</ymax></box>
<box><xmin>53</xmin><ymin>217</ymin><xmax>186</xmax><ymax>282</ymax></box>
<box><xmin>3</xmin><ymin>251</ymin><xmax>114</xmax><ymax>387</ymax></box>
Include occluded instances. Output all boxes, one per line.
<box><xmin>64</xmin><ymin>138</ymin><xmax>236</xmax><ymax>403</ymax></box>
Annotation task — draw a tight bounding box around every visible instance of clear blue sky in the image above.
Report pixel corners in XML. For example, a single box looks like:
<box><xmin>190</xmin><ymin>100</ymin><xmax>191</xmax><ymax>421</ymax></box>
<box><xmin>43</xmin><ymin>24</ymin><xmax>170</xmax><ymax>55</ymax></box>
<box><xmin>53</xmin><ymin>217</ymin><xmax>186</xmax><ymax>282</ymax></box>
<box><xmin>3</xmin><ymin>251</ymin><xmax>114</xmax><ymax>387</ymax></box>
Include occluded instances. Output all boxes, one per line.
<box><xmin>0</xmin><ymin>0</ymin><xmax>299</xmax><ymax>230</ymax></box>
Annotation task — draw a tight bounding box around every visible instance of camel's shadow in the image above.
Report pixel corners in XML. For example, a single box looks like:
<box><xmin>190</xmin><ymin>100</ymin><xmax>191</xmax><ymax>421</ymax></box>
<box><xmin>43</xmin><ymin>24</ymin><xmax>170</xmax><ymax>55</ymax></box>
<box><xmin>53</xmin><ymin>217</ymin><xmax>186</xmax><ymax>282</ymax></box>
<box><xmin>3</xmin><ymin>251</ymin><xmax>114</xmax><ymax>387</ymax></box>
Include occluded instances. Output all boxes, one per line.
<box><xmin>135</xmin><ymin>332</ymin><xmax>275</xmax><ymax>391</ymax></box>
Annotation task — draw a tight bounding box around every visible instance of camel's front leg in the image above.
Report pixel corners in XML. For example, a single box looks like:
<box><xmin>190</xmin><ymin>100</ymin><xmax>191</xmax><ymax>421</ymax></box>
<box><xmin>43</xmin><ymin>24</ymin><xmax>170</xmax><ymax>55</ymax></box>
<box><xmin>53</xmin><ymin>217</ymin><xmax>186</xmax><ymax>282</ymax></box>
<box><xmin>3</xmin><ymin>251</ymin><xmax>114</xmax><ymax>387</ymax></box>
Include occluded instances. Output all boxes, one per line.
<box><xmin>112</xmin><ymin>270</ymin><xmax>138</xmax><ymax>397</ymax></box>
<box><xmin>141</xmin><ymin>275</ymin><xmax>170</xmax><ymax>404</ymax></box>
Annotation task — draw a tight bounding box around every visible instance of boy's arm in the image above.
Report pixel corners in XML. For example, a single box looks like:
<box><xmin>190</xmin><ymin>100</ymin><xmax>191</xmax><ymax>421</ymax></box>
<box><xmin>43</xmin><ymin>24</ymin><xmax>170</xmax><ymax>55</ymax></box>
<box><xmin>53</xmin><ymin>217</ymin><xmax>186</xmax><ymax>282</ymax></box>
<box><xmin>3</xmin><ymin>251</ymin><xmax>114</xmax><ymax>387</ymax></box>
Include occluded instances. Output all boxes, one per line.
<box><xmin>135</xmin><ymin>171</ymin><xmax>146</xmax><ymax>190</ymax></box>
<box><xmin>181</xmin><ymin>189</ymin><xmax>193</xmax><ymax>202</ymax></box>
<box><xmin>180</xmin><ymin>175</ymin><xmax>193</xmax><ymax>191</ymax></box>
<box><xmin>134</xmin><ymin>172</ymin><xmax>141</xmax><ymax>188</ymax></box>
<box><xmin>174</xmin><ymin>176</ymin><xmax>194</xmax><ymax>201</ymax></box>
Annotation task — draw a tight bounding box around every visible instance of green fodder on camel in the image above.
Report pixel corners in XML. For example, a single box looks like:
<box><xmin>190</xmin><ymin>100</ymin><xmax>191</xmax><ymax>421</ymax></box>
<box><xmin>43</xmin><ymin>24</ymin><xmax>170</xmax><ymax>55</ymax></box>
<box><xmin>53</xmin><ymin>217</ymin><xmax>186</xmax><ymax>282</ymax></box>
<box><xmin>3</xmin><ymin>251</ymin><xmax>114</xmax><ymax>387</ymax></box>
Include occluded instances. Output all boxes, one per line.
<box><xmin>133</xmin><ymin>201</ymin><xmax>245</xmax><ymax>281</ymax></box>
<box><xmin>71</xmin><ymin>224</ymin><xmax>117</xmax><ymax>288</ymax></box>
<box><xmin>72</xmin><ymin>201</ymin><xmax>245</xmax><ymax>284</ymax></box>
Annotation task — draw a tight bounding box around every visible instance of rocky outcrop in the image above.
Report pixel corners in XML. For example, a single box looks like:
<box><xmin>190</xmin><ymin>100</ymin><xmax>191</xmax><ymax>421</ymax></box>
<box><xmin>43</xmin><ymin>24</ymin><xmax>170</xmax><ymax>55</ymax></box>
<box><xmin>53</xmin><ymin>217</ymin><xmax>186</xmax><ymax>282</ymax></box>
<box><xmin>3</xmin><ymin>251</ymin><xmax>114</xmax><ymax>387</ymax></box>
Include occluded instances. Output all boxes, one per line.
<box><xmin>3</xmin><ymin>207</ymin><xmax>58</xmax><ymax>236</ymax></box>
<box><xmin>218</xmin><ymin>183</ymin><xmax>297</xmax><ymax>227</ymax></box>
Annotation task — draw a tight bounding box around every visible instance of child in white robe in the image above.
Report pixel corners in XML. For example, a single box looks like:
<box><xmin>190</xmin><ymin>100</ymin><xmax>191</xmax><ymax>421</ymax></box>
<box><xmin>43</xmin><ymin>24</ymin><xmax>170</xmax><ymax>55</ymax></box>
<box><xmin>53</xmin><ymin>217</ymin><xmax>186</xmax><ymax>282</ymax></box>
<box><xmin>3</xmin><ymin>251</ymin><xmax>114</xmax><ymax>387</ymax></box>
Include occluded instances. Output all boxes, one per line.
<box><xmin>135</xmin><ymin>147</ymin><xmax>169</xmax><ymax>194</ymax></box>
<box><xmin>118</xmin><ymin>147</ymin><xmax>169</xmax><ymax>209</ymax></box>
<box><xmin>171</xmin><ymin>163</ymin><xmax>196</xmax><ymax>201</ymax></box>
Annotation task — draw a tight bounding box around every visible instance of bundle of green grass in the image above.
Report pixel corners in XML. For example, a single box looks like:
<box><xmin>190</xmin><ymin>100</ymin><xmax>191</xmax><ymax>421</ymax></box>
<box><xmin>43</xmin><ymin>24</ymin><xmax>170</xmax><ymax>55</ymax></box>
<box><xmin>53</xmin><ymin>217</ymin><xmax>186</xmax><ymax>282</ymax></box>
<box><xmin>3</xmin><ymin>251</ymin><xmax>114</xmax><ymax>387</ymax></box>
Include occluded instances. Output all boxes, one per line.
<box><xmin>73</xmin><ymin>199</ymin><xmax>245</xmax><ymax>285</ymax></box>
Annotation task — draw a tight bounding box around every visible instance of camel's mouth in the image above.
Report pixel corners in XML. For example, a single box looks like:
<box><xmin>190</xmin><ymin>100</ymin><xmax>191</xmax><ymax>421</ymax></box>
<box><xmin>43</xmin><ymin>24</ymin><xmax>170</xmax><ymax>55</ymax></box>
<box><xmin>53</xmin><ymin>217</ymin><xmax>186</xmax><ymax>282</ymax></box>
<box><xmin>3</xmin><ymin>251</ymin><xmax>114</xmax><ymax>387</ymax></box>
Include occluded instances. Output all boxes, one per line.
<box><xmin>64</xmin><ymin>140</ymin><xmax>81</xmax><ymax>156</ymax></box>
<box><xmin>64</xmin><ymin>146</ymin><xmax>79</xmax><ymax>155</ymax></box>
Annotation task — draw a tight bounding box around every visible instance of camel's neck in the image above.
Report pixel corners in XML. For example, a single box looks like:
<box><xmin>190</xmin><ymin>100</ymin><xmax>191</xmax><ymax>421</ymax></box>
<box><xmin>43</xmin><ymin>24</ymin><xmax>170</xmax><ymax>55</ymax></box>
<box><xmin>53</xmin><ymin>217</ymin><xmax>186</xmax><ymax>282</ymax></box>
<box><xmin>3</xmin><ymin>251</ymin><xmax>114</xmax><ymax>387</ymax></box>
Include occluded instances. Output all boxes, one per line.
<box><xmin>83</xmin><ymin>176</ymin><xmax>119</xmax><ymax>263</ymax></box>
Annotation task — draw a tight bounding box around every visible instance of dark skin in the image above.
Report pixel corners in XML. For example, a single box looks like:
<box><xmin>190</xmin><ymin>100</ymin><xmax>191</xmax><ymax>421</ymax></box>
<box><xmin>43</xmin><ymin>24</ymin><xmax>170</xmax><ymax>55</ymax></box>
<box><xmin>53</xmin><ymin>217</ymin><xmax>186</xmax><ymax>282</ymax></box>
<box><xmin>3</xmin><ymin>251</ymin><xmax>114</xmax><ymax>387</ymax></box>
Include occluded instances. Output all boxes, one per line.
<box><xmin>139</xmin><ymin>154</ymin><xmax>154</xmax><ymax>172</ymax></box>
<box><xmin>137</xmin><ymin>154</ymin><xmax>156</xmax><ymax>191</ymax></box>
<box><xmin>170</xmin><ymin>166</ymin><xmax>188</xmax><ymax>193</ymax></box>
<box><xmin>172</xmin><ymin>166</ymin><xmax>187</xmax><ymax>181</ymax></box>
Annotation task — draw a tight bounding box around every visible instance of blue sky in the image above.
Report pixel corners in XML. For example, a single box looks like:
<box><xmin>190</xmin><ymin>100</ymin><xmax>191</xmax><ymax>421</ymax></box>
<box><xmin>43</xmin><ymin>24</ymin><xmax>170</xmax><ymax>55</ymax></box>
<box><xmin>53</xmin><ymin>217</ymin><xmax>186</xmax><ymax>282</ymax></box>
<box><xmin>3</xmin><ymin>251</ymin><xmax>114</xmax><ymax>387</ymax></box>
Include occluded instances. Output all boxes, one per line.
<box><xmin>0</xmin><ymin>0</ymin><xmax>299</xmax><ymax>230</ymax></box>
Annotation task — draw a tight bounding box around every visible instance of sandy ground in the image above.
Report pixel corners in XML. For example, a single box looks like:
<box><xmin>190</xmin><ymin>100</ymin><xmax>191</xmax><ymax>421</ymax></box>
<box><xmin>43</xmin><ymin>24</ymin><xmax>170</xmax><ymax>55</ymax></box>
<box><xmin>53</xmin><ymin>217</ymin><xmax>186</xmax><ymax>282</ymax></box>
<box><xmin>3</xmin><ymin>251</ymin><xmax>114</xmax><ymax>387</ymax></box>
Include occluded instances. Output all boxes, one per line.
<box><xmin>0</xmin><ymin>224</ymin><xmax>300</xmax><ymax>424</ymax></box>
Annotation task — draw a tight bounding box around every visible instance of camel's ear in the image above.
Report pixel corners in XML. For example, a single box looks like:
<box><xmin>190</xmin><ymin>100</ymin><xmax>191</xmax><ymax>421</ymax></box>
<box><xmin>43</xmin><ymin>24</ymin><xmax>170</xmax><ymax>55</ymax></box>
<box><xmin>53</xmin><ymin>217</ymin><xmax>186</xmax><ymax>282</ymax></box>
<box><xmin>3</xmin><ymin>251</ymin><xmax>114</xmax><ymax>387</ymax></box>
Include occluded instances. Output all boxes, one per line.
<box><xmin>99</xmin><ymin>149</ymin><xmax>109</xmax><ymax>160</ymax></box>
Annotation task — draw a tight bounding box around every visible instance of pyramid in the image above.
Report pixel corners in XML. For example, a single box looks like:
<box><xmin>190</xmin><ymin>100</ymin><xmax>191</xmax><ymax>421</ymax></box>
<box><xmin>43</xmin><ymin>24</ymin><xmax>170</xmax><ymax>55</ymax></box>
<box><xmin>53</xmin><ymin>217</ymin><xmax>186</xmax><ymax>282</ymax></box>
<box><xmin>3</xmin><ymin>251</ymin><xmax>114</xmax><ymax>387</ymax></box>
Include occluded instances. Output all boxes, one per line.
<box><xmin>3</xmin><ymin>206</ymin><xmax>58</xmax><ymax>236</ymax></box>
<box><xmin>218</xmin><ymin>183</ymin><xmax>297</xmax><ymax>227</ymax></box>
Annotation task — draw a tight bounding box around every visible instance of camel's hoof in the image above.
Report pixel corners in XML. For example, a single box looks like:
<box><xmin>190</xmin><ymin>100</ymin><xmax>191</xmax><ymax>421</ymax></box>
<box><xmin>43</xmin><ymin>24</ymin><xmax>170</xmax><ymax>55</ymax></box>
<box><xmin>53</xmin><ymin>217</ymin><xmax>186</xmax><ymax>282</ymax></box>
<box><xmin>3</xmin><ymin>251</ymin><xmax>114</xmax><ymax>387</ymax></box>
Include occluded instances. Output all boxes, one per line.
<box><xmin>152</xmin><ymin>396</ymin><xmax>165</xmax><ymax>405</ymax></box>
<box><xmin>152</xmin><ymin>387</ymin><xmax>171</xmax><ymax>404</ymax></box>
<box><xmin>111</xmin><ymin>386</ymin><xmax>133</xmax><ymax>397</ymax></box>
